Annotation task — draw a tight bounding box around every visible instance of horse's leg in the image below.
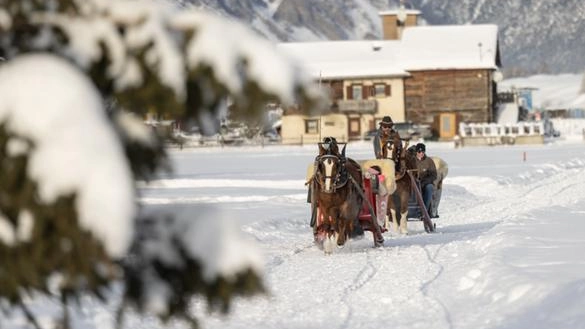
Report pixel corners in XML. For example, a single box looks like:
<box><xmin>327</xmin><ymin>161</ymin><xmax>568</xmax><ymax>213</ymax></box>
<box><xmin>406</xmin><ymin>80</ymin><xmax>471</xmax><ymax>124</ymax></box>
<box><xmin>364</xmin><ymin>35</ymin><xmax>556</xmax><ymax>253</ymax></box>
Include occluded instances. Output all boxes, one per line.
<box><xmin>382</xmin><ymin>194</ymin><xmax>391</xmax><ymax>229</ymax></box>
<box><xmin>387</xmin><ymin>193</ymin><xmax>397</xmax><ymax>232</ymax></box>
<box><xmin>399</xmin><ymin>192</ymin><xmax>409</xmax><ymax>234</ymax></box>
<box><xmin>390</xmin><ymin>210</ymin><xmax>399</xmax><ymax>233</ymax></box>
<box><xmin>322</xmin><ymin>213</ymin><xmax>335</xmax><ymax>254</ymax></box>
<box><xmin>323</xmin><ymin>233</ymin><xmax>336</xmax><ymax>254</ymax></box>
<box><xmin>337</xmin><ymin>219</ymin><xmax>347</xmax><ymax>246</ymax></box>
<box><xmin>315</xmin><ymin>206</ymin><xmax>331</xmax><ymax>246</ymax></box>
<box><xmin>389</xmin><ymin>193</ymin><xmax>404</xmax><ymax>233</ymax></box>
<box><xmin>347</xmin><ymin>195</ymin><xmax>364</xmax><ymax>239</ymax></box>
<box><xmin>338</xmin><ymin>190</ymin><xmax>361</xmax><ymax>246</ymax></box>
<box><xmin>431</xmin><ymin>184</ymin><xmax>442</xmax><ymax>218</ymax></box>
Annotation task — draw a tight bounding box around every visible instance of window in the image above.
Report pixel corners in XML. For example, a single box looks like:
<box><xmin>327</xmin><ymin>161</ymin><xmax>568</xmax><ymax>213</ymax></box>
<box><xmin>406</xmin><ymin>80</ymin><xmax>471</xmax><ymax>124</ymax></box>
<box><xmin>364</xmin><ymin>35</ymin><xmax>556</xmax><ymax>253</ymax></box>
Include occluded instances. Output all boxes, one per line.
<box><xmin>441</xmin><ymin>116</ymin><xmax>451</xmax><ymax>133</ymax></box>
<box><xmin>305</xmin><ymin>119</ymin><xmax>319</xmax><ymax>134</ymax></box>
<box><xmin>374</xmin><ymin>83</ymin><xmax>390</xmax><ymax>97</ymax></box>
<box><xmin>352</xmin><ymin>85</ymin><xmax>363</xmax><ymax>100</ymax></box>
<box><xmin>348</xmin><ymin>117</ymin><xmax>361</xmax><ymax>139</ymax></box>
<box><xmin>349</xmin><ymin>118</ymin><xmax>360</xmax><ymax>135</ymax></box>
<box><xmin>330</xmin><ymin>81</ymin><xmax>344</xmax><ymax>100</ymax></box>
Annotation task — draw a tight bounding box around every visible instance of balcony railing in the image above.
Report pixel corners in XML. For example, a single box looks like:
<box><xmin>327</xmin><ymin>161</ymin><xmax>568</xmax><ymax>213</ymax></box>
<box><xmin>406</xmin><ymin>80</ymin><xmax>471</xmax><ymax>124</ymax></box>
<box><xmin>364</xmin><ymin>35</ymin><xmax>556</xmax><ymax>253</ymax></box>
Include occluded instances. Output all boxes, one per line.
<box><xmin>337</xmin><ymin>99</ymin><xmax>377</xmax><ymax>113</ymax></box>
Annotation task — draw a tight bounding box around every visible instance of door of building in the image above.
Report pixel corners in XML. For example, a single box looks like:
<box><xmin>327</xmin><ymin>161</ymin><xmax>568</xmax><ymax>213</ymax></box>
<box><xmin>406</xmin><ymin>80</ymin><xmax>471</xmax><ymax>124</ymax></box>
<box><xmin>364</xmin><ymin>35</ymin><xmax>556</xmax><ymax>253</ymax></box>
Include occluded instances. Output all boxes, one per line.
<box><xmin>348</xmin><ymin>117</ymin><xmax>361</xmax><ymax>140</ymax></box>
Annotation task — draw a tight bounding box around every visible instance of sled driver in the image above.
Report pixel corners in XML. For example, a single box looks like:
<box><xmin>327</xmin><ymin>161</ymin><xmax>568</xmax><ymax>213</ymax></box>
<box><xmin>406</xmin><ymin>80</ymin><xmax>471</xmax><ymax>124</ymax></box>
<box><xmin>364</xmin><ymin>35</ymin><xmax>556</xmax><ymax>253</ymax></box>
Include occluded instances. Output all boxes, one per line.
<box><xmin>373</xmin><ymin>116</ymin><xmax>402</xmax><ymax>170</ymax></box>
<box><xmin>414</xmin><ymin>143</ymin><xmax>437</xmax><ymax>216</ymax></box>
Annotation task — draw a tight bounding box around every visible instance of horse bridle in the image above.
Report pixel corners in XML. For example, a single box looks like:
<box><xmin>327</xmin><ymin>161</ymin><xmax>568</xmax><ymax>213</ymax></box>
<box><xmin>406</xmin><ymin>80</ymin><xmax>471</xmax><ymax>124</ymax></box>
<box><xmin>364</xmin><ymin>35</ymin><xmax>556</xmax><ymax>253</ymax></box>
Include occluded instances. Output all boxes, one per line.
<box><xmin>314</xmin><ymin>154</ymin><xmax>348</xmax><ymax>193</ymax></box>
<box><xmin>386</xmin><ymin>139</ymin><xmax>411</xmax><ymax>180</ymax></box>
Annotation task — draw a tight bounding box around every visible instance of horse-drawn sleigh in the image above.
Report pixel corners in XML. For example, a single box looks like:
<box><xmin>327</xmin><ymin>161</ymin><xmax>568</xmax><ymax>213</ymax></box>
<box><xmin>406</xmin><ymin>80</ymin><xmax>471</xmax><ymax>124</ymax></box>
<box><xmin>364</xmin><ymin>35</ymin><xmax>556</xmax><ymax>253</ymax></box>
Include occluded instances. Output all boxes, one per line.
<box><xmin>306</xmin><ymin>138</ymin><xmax>446</xmax><ymax>253</ymax></box>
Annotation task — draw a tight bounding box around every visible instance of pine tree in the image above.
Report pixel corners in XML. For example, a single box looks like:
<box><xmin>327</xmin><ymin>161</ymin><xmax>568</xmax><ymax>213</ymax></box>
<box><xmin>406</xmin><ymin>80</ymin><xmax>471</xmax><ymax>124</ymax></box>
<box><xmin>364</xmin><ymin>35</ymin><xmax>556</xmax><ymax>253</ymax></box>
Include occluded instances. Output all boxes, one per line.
<box><xmin>0</xmin><ymin>1</ymin><xmax>322</xmax><ymax>328</ymax></box>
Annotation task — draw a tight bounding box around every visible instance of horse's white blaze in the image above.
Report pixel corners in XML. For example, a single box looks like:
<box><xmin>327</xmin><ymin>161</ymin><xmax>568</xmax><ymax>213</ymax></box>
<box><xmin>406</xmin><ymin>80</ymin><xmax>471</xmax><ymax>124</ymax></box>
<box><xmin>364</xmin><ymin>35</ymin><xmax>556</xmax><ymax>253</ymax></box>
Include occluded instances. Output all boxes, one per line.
<box><xmin>324</xmin><ymin>158</ymin><xmax>334</xmax><ymax>191</ymax></box>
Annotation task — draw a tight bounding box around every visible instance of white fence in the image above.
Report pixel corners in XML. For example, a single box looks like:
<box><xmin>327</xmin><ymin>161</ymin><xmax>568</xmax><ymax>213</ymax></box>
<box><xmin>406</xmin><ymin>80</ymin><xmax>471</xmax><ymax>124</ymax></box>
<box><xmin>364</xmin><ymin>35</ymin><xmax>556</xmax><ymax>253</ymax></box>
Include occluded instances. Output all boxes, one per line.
<box><xmin>550</xmin><ymin>118</ymin><xmax>585</xmax><ymax>137</ymax></box>
<box><xmin>459</xmin><ymin>122</ymin><xmax>544</xmax><ymax>138</ymax></box>
<box><xmin>458</xmin><ymin>122</ymin><xmax>545</xmax><ymax>146</ymax></box>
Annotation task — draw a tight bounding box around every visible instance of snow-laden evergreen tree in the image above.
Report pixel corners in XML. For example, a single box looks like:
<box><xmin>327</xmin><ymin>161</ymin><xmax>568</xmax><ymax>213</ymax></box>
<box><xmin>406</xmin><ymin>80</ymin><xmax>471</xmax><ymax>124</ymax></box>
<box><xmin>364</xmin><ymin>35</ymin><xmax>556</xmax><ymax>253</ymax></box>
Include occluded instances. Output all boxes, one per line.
<box><xmin>0</xmin><ymin>0</ymin><xmax>322</xmax><ymax>328</ymax></box>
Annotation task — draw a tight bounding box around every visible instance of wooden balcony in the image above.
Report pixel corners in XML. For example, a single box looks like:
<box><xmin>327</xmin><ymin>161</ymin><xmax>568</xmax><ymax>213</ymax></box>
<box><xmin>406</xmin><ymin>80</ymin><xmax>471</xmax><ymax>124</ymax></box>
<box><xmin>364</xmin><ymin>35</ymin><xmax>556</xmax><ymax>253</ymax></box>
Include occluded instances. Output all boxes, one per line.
<box><xmin>337</xmin><ymin>99</ymin><xmax>377</xmax><ymax>114</ymax></box>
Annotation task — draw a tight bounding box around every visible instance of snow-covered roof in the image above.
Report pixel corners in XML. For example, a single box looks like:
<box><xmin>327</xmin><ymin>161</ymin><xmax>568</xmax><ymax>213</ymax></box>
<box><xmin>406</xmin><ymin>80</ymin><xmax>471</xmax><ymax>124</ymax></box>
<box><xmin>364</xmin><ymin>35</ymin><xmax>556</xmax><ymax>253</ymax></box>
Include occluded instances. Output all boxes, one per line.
<box><xmin>378</xmin><ymin>9</ymin><xmax>422</xmax><ymax>16</ymax></box>
<box><xmin>399</xmin><ymin>24</ymin><xmax>500</xmax><ymax>71</ymax></box>
<box><xmin>571</xmin><ymin>94</ymin><xmax>585</xmax><ymax>108</ymax></box>
<box><xmin>303</xmin><ymin>60</ymin><xmax>407</xmax><ymax>79</ymax></box>
<box><xmin>278</xmin><ymin>40</ymin><xmax>408</xmax><ymax>79</ymax></box>
<box><xmin>278</xmin><ymin>24</ymin><xmax>500</xmax><ymax>80</ymax></box>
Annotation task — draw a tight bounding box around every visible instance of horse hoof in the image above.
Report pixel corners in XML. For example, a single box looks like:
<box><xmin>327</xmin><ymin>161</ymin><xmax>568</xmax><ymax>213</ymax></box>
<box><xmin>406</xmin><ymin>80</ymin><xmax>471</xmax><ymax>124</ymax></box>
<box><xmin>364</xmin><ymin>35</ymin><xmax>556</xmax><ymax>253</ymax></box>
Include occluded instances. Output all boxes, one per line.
<box><xmin>323</xmin><ymin>235</ymin><xmax>337</xmax><ymax>254</ymax></box>
<box><xmin>323</xmin><ymin>243</ymin><xmax>334</xmax><ymax>254</ymax></box>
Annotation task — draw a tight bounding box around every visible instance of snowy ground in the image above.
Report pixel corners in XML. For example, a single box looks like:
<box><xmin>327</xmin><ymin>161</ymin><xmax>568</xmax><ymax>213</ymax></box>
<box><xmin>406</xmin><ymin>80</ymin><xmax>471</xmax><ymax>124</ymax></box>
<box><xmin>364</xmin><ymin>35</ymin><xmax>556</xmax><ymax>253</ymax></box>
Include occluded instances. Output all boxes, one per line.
<box><xmin>3</xmin><ymin>138</ymin><xmax>585</xmax><ymax>329</ymax></box>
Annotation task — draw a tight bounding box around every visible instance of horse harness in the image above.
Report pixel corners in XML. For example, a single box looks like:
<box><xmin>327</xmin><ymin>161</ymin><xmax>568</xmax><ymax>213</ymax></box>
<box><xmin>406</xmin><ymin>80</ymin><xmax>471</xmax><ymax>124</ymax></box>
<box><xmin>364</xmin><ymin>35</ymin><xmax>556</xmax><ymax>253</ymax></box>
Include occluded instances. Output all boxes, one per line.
<box><xmin>313</xmin><ymin>154</ymin><xmax>351</xmax><ymax>193</ymax></box>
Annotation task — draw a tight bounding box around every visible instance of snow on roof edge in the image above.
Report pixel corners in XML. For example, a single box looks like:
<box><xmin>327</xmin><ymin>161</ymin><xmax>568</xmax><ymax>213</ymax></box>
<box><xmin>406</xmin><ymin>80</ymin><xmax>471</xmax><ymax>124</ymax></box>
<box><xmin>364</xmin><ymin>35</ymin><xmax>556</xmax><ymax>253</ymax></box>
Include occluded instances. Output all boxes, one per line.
<box><xmin>378</xmin><ymin>10</ymin><xmax>421</xmax><ymax>16</ymax></box>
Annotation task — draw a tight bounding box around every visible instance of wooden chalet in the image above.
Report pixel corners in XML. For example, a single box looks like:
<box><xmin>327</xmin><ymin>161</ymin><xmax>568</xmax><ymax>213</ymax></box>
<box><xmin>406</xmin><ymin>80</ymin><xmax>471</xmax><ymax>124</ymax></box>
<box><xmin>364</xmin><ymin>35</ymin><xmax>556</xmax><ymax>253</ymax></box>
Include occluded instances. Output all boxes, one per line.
<box><xmin>278</xmin><ymin>8</ymin><xmax>502</xmax><ymax>143</ymax></box>
<box><xmin>395</xmin><ymin>25</ymin><xmax>502</xmax><ymax>132</ymax></box>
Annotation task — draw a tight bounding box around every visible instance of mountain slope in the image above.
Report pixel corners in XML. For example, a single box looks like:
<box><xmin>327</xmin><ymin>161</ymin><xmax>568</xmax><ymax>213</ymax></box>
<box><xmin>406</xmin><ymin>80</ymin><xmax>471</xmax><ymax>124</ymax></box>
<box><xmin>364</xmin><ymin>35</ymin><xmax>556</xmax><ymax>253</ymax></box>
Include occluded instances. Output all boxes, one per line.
<box><xmin>180</xmin><ymin>0</ymin><xmax>585</xmax><ymax>76</ymax></box>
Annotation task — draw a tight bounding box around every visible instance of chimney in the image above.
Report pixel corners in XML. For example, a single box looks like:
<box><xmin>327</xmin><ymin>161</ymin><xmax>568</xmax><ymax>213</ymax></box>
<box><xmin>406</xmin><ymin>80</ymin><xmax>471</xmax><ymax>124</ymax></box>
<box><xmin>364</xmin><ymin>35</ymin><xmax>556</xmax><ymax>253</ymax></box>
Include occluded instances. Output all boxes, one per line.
<box><xmin>379</xmin><ymin>4</ymin><xmax>420</xmax><ymax>40</ymax></box>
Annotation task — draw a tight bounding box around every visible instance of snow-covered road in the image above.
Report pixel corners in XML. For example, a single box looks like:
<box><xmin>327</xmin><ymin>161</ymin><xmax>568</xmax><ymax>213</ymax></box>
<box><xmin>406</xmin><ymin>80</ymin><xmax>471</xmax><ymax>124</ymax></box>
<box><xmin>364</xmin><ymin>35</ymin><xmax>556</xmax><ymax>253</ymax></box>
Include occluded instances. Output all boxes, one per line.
<box><xmin>138</xmin><ymin>139</ymin><xmax>585</xmax><ymax>329</ymax></box>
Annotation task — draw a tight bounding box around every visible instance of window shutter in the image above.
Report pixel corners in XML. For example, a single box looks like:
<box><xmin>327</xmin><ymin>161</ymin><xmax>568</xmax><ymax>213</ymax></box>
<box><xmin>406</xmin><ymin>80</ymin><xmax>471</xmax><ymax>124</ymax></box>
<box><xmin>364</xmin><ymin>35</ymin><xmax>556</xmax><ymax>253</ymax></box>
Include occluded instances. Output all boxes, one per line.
<box><xmin>346</xmin><ymin>86</ymin><xmax>353</xmax><ymax>100</ymax></box>
<box><xmin>362</xmin><ymin>85</ymin><xmax>368</xmax><ymax>99</ymax></box>
<box><xmin>385</xmin><ymin>84</ymin><xmax>391</xmax><ymax>96</ymax></box>
<box><xmin>333</xmin><ymin>81</ymin><xmax>343</xmax><ymax>100</ymax></box>
<box><xmin>370</xmin><ymin>85</ymin><xmax>376</xmax><ymax>97</ymax></box>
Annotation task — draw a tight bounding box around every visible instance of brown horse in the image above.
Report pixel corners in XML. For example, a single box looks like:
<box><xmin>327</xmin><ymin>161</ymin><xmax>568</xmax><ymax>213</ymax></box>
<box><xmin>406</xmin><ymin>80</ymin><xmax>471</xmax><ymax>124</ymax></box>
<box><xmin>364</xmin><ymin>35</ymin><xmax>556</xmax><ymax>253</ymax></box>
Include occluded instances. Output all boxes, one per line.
<box><xmin>385</xmin><ymin>140</ymin><xmax>417</xmax><ymax>234</ymax></box>
<box><xmin>310</xmin><ymin>142</ymin><xmax>364</xmax><ymax>252</ymax></box>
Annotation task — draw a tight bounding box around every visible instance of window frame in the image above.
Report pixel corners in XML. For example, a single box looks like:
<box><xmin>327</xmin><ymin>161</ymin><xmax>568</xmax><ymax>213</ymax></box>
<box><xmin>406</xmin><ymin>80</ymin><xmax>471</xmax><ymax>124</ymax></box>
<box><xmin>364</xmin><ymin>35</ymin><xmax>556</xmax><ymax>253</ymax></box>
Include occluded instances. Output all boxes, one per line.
<box><xmin>304</xmin><ymin>119</ymin><xmax>319</xmax><ymax>134</ymax></box>
<box><xmin>352</xmin><ymin>84</ymin><xmax>363</xmax><ymax>100</ymax></box>
<box><xmin>373</xmin><ymin>83</ymin><xmax>388</xmax><ymax>97</ymax></box>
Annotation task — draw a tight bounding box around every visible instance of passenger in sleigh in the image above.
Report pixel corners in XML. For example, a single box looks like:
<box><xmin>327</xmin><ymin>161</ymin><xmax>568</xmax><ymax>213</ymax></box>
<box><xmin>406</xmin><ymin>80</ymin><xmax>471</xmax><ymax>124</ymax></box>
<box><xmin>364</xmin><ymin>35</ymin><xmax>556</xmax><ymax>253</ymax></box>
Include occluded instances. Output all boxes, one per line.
<box><xmin>413</xmin><ymin>143</ymin><xmax>437</xmax><ymax>218</ymax></box>
<box><xmin>364</xmin><ymin>165</ymin><xmax>388</xmax><ymax>196</ymax></box>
